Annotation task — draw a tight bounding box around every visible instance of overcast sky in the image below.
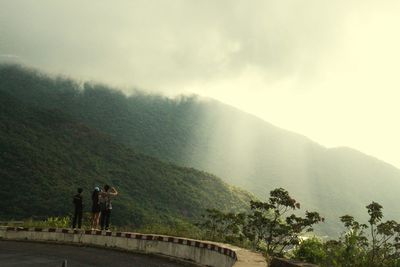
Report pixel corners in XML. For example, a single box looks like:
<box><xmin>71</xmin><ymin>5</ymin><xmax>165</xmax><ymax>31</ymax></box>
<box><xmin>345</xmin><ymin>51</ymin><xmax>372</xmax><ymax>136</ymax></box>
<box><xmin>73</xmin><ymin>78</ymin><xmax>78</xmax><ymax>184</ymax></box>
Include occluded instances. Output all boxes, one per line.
<box><xmin>1</xmin><ymin>0</ymin><xmax>400</xmax><ymax>168</ymax></box>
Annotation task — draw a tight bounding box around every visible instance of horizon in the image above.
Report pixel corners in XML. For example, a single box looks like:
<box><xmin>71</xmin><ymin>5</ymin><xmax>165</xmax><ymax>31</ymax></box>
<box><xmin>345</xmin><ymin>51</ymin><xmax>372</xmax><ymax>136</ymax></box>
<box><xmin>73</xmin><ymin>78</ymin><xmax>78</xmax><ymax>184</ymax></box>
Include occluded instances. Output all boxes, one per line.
<box><xmin>1</xmin><ymin>0</ymin><xmax>400</xmax><ymax>168</ymax></box>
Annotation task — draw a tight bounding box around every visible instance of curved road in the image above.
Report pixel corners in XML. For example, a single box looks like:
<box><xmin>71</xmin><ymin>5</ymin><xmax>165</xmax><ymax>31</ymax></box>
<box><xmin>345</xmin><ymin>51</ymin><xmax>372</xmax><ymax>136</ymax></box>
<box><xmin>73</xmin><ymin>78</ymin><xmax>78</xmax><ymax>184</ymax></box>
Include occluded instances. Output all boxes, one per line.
<box><xmin>0</xmin><ymin>240</ymin><xmax>197</xmax><ymax>267</ymax></box>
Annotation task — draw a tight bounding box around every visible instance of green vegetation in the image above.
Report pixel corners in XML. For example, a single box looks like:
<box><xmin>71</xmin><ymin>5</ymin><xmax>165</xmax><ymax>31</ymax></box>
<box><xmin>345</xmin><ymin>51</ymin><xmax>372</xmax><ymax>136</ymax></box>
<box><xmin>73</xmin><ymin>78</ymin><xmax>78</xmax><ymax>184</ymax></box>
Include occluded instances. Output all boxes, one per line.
<box><xmin>22</xmin><ymin>216</ymin><xmax>71</xmax><ymax>229</ymax></box>
<box><xmin>0</xmin><ymin>87</ymin><xmax>252</xmax><ymax>230</ymax></box>
<box><xmin>197</xmin><ymin>188</ymin><xmax>323</xmax><ymax>259</ymax></box>
<box><xmin>2</xmin><ymin>64</ymin><xmax>399</xmax><ymax>264</ymax></box>
<box><xmin>198</xmin><ymin>188</ymin><xmax>400</xmax><ymax>266</ymax></box>
<box><xmin>293</xmin><ymin>202</ymin><xmax>400</xmax><ymax>267</ymax></box>
<box><xmin>1</xmin><ymin>64</ymin><xmax>399</xmax><ymax>236</ymax></box>
<box><xmin>293</xmin><ymin>237</ymin><xmax>327</xmax><ymax>264</ymax></box>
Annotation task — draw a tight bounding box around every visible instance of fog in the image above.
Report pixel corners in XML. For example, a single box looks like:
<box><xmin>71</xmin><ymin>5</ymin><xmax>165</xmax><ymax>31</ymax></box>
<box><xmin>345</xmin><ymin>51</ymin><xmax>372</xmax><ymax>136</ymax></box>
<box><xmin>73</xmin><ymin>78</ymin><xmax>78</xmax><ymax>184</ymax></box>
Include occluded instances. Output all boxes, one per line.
<box><xmin>1</xmin><ymin>0</ymin><xmax>400</xmax><ymax>167</ymax></box>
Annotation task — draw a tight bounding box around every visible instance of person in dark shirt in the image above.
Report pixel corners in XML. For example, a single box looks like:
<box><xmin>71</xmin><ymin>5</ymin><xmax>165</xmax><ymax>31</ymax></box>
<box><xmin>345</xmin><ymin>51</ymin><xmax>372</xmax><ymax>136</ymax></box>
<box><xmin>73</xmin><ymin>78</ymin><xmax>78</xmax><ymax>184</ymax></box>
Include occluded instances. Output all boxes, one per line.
<box><xmin>72</xmin><ymin>188</ymin><xmax>83</xmax><ymax>229</ymax></box>
<box><xmin>91</xmin><ymin>186</ymin><xmax>101</xmax><ymax>230</ymax></box>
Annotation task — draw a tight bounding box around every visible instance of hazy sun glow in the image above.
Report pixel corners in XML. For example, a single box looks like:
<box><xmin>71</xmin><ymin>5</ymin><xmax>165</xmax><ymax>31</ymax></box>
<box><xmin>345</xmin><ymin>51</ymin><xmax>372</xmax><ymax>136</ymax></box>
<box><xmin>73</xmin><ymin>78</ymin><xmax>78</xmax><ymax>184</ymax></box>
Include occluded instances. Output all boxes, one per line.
<box><xmin>1</xmin><ymin>0</ymin><xmax>400</xmax><ymax>167</ymax></box>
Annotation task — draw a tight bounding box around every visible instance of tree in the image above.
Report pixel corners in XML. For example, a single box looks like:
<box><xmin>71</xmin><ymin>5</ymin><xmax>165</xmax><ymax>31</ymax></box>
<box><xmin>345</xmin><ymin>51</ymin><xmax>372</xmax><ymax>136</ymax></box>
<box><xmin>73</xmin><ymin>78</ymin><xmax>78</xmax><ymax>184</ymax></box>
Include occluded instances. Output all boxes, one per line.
<box><xmin>296</xmin><ymin>202</ymin><xmax>400</xmax><ymax>267</ymax></box>
<box><xmin>199</xmin><ymin>188</ymin><xmax>324</xmax><ymax>257</ymax></box>
<box><xmin>245</xmin><ymin>188</ymin><xmax>323</xmax><ymax>256</ymax></box>
<box><xmin>365</xmin><ymin>202</ymin><xmax>400</xmax><ymax>267</ymax></box>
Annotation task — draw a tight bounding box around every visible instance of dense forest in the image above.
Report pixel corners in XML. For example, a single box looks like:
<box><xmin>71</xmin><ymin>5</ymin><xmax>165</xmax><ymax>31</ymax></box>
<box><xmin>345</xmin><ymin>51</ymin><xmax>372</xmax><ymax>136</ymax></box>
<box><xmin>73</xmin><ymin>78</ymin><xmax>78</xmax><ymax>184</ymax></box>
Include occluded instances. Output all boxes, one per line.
<box><xmin>0</xmin><ymin>86</ymin><xmax>252</xmax><ymax>227</ymax></box>
<box><xmin>1</xmin><ymin>64</ymin><xmax>400</xmax><ymax>236</ymax></box>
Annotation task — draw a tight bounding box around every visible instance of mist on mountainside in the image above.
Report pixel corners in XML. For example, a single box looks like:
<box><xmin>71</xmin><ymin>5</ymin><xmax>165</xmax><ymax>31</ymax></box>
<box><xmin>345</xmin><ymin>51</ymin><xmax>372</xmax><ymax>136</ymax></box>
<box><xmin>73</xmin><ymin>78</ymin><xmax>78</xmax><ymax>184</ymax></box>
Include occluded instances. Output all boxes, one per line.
<box><xmin>0</xmin><ymin>80</ymin><xmax>253</xmax><ymax>230</ymax></box>
<box><xmin>1</xmin><ymin>64</ymin><xmax>399</xmax><ymax>237</ymax></box>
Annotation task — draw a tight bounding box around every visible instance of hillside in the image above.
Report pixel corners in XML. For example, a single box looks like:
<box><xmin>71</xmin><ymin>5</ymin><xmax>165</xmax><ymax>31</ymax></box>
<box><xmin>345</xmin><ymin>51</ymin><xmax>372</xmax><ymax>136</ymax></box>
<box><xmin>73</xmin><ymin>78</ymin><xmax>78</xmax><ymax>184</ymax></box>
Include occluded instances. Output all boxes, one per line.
<box><xmin>0</xmin><ymin>89</ymin><xmax>252</xmax><ymax>227</ymax></box>
<box><xmin>1</xmin><ymin>64</ymin><xmax>400</xmax><ymax>236</ymax></box>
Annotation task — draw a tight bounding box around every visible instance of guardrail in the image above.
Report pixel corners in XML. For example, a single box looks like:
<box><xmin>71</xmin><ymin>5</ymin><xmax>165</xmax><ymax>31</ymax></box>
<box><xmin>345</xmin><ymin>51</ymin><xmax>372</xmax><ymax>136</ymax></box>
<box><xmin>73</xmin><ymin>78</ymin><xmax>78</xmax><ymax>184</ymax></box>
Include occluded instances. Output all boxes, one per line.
<box><xmin>0</xmin><ymin>227</ymin><xmax>267</xmax><ymax>267</ymax></box>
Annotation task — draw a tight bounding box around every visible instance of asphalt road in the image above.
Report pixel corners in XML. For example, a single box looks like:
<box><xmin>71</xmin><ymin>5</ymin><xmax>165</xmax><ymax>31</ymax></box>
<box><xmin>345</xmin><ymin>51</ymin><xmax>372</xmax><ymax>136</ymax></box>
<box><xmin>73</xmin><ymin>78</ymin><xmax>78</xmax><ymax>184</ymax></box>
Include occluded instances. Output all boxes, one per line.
<box><xmin>0</xmin><ymin>240</ymin><xmax>197</xmax><ymax>267</ymax></box>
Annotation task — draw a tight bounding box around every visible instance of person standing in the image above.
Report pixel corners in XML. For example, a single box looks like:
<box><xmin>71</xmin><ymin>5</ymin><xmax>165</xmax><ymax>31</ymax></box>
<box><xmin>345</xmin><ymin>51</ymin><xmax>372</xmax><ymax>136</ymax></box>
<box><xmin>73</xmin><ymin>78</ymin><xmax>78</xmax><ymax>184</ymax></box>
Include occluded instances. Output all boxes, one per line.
<box><xmin>91</xmin><ymin>186</ymin><xmax>101</xmax><ymax>230</ymax></box>
<box><xmin>99</xmin><ymin>185</ymin><xmax>118</xmax><ymax>230</ymax></box>
<box><xmin>72</xmin><ymin>188</ymin><xmax>83</xmax><ymax>229</ymax></box>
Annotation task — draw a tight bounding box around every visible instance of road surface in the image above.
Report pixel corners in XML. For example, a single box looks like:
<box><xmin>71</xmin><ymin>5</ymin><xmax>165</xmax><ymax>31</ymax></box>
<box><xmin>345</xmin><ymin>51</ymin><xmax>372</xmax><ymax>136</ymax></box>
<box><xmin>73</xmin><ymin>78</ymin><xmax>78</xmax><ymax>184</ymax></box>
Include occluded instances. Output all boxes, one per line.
<box><xmin>0</xmin><ymin>240</ymin><xmax>197</xmax><ymax>267</ymax></box>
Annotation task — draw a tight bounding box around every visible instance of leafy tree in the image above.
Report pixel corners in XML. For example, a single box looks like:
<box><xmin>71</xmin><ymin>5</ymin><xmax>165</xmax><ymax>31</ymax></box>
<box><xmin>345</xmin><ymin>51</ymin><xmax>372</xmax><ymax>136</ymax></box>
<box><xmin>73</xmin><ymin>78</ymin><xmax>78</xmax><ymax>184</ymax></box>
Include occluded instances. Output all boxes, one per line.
<box><xmin>294</xmin><ymin>202</ymin><xmax>400</xmax><ymax>267</ymax></box>
<box><xmin>199</xmin><ymin>188</ymin><xmax>324</xmax><ymax>257</ymax></box>
<box><xmin>322</xmin><ymin>215</ymin><xmax>369</xmax><ymax>267</ymax></box>
<box><xmin>365</xmin><ymin>202</ymin><xmax>400</xmax><ymax>267</ymax></box>
<box><xmin>245</xmin><ymin>188</ymin><xmax>323</xmax><ymax>256</ymax></box>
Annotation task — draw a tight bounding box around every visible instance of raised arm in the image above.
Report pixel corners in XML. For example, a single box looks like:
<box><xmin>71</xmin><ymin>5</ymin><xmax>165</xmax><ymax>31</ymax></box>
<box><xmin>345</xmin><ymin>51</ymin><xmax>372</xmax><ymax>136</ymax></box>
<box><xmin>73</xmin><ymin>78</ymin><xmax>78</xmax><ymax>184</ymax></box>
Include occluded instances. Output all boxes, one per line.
<box><xmin>109</xmin><ymin>187</ymin><xmax>118</xmax><ymax>196</ymax></box>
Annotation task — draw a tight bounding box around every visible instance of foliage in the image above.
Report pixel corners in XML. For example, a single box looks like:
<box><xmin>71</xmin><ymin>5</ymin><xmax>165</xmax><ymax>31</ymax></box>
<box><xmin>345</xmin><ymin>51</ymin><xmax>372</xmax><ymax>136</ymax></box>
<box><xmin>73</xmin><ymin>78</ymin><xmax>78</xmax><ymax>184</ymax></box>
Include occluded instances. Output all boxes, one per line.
<box><xmin>2</xmin><ymin>64</ymin><xmax>400</xmax><ymax>237</ymax></box>
<box><xmin>293</xmin><ymin>237</ymin><xmax>327</xmax><ymax>264</ymax></box>
<box><xmin>197</xmin><ymin>209</ymin><xmax>248</xmax><ymax>245</ymax></box>
<box><xmin>246</xmin><ymin>188</ymin><xmax>323</xmax><ymax>256</ymax></box>
<box><xmin>198</xmin><ymin>188</ymin><xmax>324</xmax><ymax>256</ymax></box>
<box><xmin>23</xmin><ymin>216</ymin><xmax>71</xmax><ymax>228</ymax></box>
<box><xmin>293</xmin><ymin>202</ymin><xmax>400</xmax><ymax>267</ymax></box>
<box><xmin>0</xmin><ymin>74</ymin><xmax>253</xmax><ymax>230</ymax></box>
<box><xmin>2</xmin><ymin>65</ymin><xmax>399</xmax><ymax>265</ymax></box>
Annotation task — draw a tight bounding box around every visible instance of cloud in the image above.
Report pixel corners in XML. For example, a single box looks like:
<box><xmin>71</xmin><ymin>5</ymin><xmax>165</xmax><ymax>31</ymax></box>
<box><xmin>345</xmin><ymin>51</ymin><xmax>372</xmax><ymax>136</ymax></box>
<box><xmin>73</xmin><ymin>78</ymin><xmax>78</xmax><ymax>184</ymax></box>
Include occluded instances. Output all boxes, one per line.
<box><xmin>0</xmin><ymin>0</ymin><xmax>353</xmax><ymax>91</ymax></box>
<box><xmin>2</xmin><ymin>0</ymin><xmax>400</xmax><ymax>167</ymax></box>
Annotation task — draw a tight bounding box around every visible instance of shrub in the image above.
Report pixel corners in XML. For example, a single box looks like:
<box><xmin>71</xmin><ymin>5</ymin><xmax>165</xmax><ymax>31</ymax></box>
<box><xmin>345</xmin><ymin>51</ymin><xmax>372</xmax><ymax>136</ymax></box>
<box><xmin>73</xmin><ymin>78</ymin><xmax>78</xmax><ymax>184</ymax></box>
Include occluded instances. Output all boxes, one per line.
<box><xmin>293</xmin><ymin>237</ymin><xmax>326</xmax><ymax>264</ymax></box>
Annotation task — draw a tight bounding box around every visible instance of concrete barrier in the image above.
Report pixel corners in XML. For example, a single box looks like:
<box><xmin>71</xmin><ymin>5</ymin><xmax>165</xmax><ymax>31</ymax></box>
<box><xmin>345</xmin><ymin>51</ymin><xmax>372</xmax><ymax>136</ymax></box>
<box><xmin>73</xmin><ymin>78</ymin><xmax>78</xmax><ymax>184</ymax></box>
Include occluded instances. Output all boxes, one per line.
<box><xmin>0</xmin><ymin>227</ymin><xmax>267</xmax><ymax>267</ymax></box>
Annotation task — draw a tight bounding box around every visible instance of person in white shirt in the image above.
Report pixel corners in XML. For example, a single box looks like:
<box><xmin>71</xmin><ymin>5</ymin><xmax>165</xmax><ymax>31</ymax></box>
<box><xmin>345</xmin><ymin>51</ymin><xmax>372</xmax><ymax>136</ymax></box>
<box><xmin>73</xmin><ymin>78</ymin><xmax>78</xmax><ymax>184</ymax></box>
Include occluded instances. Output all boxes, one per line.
<box><xmin>99</xmin><ymin>184</ymin><xmax>118</xmax><ymax>230</ymax></box>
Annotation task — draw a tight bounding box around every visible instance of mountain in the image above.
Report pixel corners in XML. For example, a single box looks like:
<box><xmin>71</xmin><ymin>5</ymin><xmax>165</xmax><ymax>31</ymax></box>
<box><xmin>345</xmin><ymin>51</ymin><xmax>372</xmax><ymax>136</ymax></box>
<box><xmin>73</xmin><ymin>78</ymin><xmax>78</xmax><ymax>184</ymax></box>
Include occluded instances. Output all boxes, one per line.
<box><xmin>1</xmin><ymin>64</ymin><xmax>399</xmax><ymax>236</ymax></box>
<box><xmin>0</xmin><ymin>88</ymin><xmax>252</xmax><ymax>228</ymax></box>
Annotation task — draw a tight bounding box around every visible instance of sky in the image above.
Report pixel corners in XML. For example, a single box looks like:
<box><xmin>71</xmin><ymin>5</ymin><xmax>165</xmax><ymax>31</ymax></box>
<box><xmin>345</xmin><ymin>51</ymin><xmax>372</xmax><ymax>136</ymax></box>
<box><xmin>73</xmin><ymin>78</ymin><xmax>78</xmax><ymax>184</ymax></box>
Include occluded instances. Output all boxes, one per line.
<box><xmin>1</xmin><ymin>0</ymin><xmax>400</xmax><ymax>168</ymax></box>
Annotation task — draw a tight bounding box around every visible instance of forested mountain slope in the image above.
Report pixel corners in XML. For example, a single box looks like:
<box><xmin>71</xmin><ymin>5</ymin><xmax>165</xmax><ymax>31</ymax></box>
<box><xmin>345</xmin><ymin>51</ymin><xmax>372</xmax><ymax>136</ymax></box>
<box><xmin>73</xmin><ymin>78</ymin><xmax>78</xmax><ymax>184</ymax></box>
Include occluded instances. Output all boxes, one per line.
<box><xmin>0</xmin><ymin>89</ymin><xmax>252</xmax><ymax>227</ymax></box>
<box><xmin>1</xmin><ymin>64</ymin><xmax>399</xmax><ymax>235</ymax></box>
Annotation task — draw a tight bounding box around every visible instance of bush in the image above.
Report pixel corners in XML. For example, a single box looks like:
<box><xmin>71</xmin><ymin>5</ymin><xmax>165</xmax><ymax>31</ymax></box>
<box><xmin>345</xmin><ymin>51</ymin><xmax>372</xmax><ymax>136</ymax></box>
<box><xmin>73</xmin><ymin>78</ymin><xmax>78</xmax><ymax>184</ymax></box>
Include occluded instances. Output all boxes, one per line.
<box><xmin>293</xmin><ymin>237</ymin><xmax>326</xmax><ymax>264</ymax></box>
<box><xmin>23</xmin><ymin>216</ymin><xmax>71</xmax><ymax>228</ymax></box>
